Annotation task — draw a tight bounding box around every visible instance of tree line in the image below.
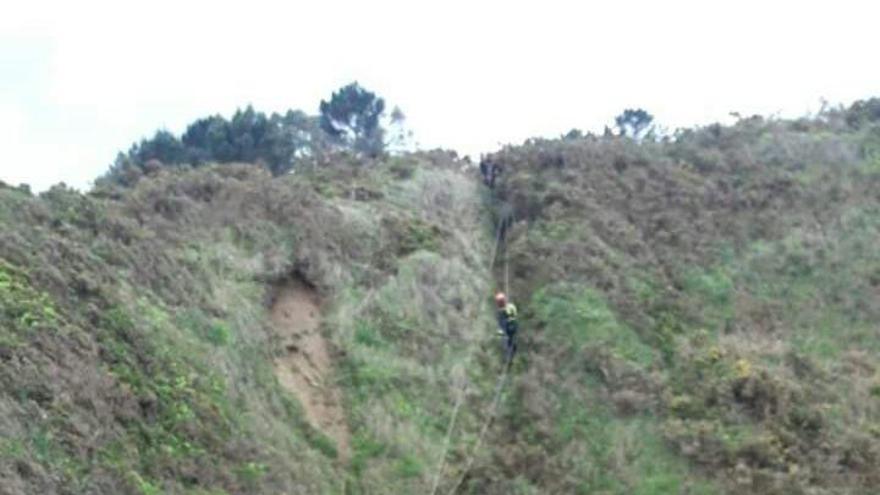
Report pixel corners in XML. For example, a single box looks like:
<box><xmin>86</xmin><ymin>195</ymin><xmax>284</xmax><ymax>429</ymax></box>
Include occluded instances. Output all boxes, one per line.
<box><xmin>108</xmin><ymin>82</ymin><xmax>403</xmax><ymax>182</ymax></box>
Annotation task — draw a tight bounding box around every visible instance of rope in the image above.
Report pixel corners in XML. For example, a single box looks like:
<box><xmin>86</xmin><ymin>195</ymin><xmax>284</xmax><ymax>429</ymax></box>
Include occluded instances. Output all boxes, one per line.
<box><xmin>445</xmin><ymin>242</ymin><xmax>515</xmax><ymax>494</ymax></box>
<box><xmin>427</xmin><ymin>217</ymin><xmax>509</xmax><ymax>494</ymax></box>
<box><xmin>504</xmin><ymin>237</ymin><xmax>510</xmax><ymax>297</ymax></box>
<box><xmin>429</xmin><ymin>380</ymin><xmax>466</xmax><ymax>495</ymax></box>
<box><xmin>445</xmin><ymin>223</ymin><xmax>516</xmax><ymax>494</ymax></box>
<box><xmin>488</xmin><ymin>219</ymin><xmax>505</xmax><ymax>278</ymax></box>
<box><xmin>446</xmin><ymin>353</ymin><xmax>513</xmax><ymax>495</ymax></box>
<box><xmin>504</xmin><ymin>212</ymin><xmax>514</xmax><ymax>298</ymax></box>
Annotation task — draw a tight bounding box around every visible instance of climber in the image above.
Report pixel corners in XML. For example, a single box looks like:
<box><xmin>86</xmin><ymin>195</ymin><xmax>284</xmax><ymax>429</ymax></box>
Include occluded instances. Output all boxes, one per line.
<box><xmin>495</xmin><ymin>292</ymin><xmax>518</xmax><ymax>358</ymax></box>
<box><xmin>479</xmin><ymin>156</ymin><xmax>501</xmax><ymax>188</ymax></box>
<box><xmin>479</xmin><ymin>156</ymin><xmax>491</xmax><ymax>187</ymax></box>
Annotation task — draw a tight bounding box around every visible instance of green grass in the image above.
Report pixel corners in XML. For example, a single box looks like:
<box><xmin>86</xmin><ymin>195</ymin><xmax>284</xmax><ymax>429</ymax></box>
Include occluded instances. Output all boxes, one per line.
<box><xmin>394</xmin><ymin>453</ymin><xmax>424</xmax><ymax>478</ymax></box>
<box><xmin>683</xmin><ymin>265</ymin><xmax>734</xmax><ymax>326</ymax></box>
<box><xmin>0</xmin><ymin>437</ymin><xmax>26</xmax><ymax>460</ymax></box>
<box><xmin>235</xmin><ymin>461</ymin><xmax>269</xmax><ymax>488</ymax></box>
<box><xmin>128</xmin><ymin>472</ymin><xmax>163</xmax><ymax>495</ymax></box>
<box><xmin>548</xmin><ymin>385</ymin><xmax>717</xmax><ymax>494</ymax></box>
<box><xmin>353</xmin><ymin>320</ymin><xmax>388</xmax><ymax>349</ymax></box>
<box><xmin>177</xmin><ymin>309</ymin><xmax>231</xmax><ymax>346</ymax></box>
<box><xmin>0</xmin><ymin>260</ymin><xmax>60</xmax><ymax>335</ymax></box>
<box><xmin>532</xmin><ymin>283</ymin><xmax>655</xmax><ymax>367</ymax></box>
<box><xmin>351</xmin><ymin>432</ymin><xmax>387</xmax><ymax>476</ymax></box>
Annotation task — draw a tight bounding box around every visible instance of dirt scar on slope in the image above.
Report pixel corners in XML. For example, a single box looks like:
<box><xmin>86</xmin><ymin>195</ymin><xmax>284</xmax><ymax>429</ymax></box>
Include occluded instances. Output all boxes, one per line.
<box><xmin>270</xmin><ymin>280</ymin><xmax>350</xmax><ymax>461</ymax></box>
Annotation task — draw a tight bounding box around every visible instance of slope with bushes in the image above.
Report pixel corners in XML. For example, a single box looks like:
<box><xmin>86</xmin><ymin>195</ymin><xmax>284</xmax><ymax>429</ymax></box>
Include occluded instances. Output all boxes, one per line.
<box><xmin>4</xmin><ymin>98</ymin><xmax>880</xmax><ymax>495</ymax></box>
<box><xmin>477</xmin><ymin>103</ymin><xmax>880</xmax><ymax>494</ymax></box>
<box><xmin>0</xmin><ymin>153</ymin><xmax>502</xmax><ymax>494</ymax></box>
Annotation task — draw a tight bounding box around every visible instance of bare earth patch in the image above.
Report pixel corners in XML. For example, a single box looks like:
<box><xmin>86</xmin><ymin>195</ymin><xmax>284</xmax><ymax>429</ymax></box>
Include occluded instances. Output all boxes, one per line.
<box><xmin>270</xmin><ymin>280</ymin><xmax>350</xmax><ymax>461</ymax></box>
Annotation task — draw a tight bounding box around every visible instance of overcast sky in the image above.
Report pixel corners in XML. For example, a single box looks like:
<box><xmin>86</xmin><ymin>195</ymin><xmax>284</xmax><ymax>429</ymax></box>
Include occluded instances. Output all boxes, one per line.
<box><xmin>1</xmin><ymin>0</ymin><xmax>878</xmax><ymax>191</ymax></box>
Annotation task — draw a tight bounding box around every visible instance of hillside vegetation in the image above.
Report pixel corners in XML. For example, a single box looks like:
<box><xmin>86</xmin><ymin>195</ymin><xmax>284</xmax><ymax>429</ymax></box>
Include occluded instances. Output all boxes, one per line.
<box><xmin>485</xmin><ymin>102</ymin><xmax>880</xmax><ymax>494</ymax></box>
<box><xmin>0</xmin><ymin>154</ymin><xmax>501</xmax><ymax>494</ymax></box>
<box><xmin>1</xmin><ymin>99</ymin><xmax>880</xmax><ymax>494</ymax></box>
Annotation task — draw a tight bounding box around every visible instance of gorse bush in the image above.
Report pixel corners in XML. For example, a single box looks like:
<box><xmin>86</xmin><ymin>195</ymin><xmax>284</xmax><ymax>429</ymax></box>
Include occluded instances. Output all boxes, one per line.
<box><xmin>0</xmin><ymin>260</ymin><xmax>59</xmax><ymax>340</ymax></box>
<box><xmin>485</xmin><ymin>97</ymin><xmax>880</xmax><ymax>493</ymax></box>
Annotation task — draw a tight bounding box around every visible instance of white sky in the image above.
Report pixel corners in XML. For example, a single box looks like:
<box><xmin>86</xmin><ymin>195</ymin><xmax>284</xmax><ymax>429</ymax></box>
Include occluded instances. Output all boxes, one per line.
<box><xmin>1</xmin><ymin>0</ymin><xmax>878</xmax><ymax>191</ymax></box>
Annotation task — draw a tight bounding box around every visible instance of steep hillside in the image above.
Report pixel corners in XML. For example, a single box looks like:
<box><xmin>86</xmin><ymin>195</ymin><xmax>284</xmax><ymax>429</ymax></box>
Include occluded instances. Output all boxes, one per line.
<box><xmin>0</xmin><ymin>154</ymin><xmax>503</xmax><ymax>494</ymax></box>
<box><xmin>481</xmin><ymin>108</ymin><xmax>880</xmax><ymax>494</ymax></box>
<box><xmin>3</xmin><ymin>101</ymin><xmax>880</xmax><ymax>495</ymax></box>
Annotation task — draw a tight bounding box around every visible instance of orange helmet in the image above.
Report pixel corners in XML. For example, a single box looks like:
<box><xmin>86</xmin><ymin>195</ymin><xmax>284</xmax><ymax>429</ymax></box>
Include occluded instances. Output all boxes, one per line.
<box><xmin>495</xmin><ymin>292</ymin><xmax>507</xmax><ymax>308</ymax></box>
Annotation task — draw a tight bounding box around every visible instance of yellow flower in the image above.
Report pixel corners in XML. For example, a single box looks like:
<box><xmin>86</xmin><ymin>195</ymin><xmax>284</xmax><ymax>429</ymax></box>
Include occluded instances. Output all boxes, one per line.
<box><xmin>735</xmin><ymin>359</ymin><xmax>752</xmax><ymax>379</ymax></box>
